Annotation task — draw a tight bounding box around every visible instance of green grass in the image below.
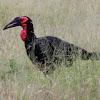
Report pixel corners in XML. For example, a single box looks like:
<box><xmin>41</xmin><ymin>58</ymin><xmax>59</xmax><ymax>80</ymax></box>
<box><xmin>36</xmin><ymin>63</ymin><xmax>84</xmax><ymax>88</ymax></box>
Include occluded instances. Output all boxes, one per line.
<box><xmin>0</xmin><ymin>0</ymin><xmax>100</xmax><ymax>100</ymax></box>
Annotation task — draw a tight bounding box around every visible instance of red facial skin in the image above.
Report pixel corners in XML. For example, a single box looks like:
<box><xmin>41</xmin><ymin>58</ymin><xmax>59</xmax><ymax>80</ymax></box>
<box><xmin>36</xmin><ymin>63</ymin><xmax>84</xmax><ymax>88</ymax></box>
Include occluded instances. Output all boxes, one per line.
<box><xmin>19</xmin><ymin>17</ymin><xmax>28</xmax><ymax>41</ymax></box>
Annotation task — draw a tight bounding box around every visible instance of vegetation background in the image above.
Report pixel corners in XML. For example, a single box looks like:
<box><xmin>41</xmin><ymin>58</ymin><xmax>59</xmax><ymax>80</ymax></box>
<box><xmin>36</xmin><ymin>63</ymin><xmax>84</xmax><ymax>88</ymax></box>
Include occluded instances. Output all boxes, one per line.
<box><xmin>0</xmin><ymin>0</ymin><xmax>100</xmax><ymax>100</ymax></box>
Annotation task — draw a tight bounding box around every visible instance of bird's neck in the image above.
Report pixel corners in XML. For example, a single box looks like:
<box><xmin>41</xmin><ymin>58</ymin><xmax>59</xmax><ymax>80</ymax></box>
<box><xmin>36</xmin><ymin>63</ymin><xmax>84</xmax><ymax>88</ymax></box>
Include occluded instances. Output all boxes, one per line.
<box><xmin>20</xmin><ymin>22</ymin><xmax>36</xmax><ymax>43</ymax></box>
<box><xmin>23</xmin><ymin>22</ymin><xmax>37</xmax><ymax>51</ymax></box>
<box><xmin>25</xmin><ymin>25</ymin><xmax>36</xmax><ymax>43</ymax></box>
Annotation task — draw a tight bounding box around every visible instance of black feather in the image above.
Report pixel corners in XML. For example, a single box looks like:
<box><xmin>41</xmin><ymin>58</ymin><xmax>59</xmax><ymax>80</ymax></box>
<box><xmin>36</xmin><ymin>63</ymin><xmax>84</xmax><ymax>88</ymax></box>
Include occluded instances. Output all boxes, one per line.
<box><xmin>24</xmin><ymin>17</ymin><xmax>100</xmax><ymax>74</ymax></box>
<box><xmin>4</xmin><ymin>17</ymin><xmax>100</xmax><ymax>74</ymax></box>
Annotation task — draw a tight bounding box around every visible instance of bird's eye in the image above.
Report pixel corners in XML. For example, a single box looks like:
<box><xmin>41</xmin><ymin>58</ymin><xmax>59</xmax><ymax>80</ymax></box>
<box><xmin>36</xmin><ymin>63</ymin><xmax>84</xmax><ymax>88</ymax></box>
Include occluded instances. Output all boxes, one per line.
<box><xmin>19</xmin><ymin>18</ymin><xmax>22</xmax><ymax>22</ymax></box>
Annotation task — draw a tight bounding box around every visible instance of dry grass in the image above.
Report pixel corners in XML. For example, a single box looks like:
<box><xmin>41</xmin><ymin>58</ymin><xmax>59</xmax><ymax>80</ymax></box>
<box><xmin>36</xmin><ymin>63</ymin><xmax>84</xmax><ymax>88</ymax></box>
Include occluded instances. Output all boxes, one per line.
<box><xmin>0</xmin><ymin>0</ymin><xmax>100</xmax><ymax>100</ymax></box>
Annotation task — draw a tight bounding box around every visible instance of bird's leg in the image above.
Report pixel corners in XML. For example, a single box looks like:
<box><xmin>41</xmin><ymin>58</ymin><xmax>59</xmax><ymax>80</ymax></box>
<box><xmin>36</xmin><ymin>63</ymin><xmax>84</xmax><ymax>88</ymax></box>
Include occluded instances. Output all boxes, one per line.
<box><xmin>42</xmin><ymin>61</ymin><xmax>47</xmax><ymax>76</ymax></box>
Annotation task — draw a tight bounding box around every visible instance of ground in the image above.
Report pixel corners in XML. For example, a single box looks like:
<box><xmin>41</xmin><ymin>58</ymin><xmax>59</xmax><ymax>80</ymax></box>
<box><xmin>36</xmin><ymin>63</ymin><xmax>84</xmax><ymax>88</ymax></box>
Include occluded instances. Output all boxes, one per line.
<box><xmin>0</xmin><ymin>0</ymin><xmax>100</xmax><ymax>100</ymax></box>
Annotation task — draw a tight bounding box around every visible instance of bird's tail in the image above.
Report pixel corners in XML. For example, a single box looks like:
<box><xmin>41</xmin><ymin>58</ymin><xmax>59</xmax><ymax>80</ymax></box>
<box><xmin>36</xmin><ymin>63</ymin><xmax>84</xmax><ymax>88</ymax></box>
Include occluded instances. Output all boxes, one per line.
<box><xmin>88</xmin><ymin>52</ymin><xmax>100</xmax><ymax>60</ymax></box>
<box><xmin>80</xmin><ymin>50</ymin><xmax>100</xmax><ymax>60</ymax></box>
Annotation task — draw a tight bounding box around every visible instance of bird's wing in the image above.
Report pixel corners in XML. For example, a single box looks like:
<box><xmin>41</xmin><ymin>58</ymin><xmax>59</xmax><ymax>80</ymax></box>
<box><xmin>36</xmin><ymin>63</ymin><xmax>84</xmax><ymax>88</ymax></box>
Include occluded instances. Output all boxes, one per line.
<box><xmin>35</xmin><ymin>38</ymin><xmax>54</xmax><ymax>64</ymax></box>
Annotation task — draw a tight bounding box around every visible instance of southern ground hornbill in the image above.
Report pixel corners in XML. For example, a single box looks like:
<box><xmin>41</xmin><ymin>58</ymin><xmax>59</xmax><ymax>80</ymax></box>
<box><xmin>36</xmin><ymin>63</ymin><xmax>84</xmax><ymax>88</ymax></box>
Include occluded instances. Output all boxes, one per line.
<box><xmin>3</xmin><ymin>16</ymin><xmax>100</xmax><ymax>74</ymax></box>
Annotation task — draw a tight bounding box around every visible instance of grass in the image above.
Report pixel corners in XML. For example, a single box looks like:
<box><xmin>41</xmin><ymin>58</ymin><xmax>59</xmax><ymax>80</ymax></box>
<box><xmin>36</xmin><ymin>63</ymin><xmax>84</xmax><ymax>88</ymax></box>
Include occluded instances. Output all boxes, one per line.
<box><xmin>0</xmin><ymin>0</ymin><xmax>100</xmax><ymax>100</ymax></box>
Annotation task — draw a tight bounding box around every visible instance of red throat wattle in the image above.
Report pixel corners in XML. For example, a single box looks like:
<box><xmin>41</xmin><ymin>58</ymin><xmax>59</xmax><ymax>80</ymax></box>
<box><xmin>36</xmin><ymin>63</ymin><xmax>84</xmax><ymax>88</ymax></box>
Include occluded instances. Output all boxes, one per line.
<box><xmin>19</xmin><ymin>17</ymin><xmax>28</xmax><ymax>41</ymax></box>
<box><xmin>20</xmin><ymin>30</ymin><xmax>27</xmax><ymax>41</ymax></box>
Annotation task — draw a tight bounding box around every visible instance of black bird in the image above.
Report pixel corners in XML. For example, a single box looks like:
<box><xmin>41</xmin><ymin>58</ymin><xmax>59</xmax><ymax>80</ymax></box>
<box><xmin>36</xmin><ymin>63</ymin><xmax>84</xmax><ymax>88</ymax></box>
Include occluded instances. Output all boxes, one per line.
<box><xmin>3</xmin><ymin>16</ymin><xmax>100</xmax><ymax>74</ymax></box>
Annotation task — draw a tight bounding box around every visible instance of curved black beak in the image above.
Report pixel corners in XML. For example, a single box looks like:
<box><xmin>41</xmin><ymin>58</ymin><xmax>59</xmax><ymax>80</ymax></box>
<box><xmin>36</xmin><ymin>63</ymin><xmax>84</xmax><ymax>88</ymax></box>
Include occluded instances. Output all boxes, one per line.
<box><xmin>3</xmin><ymin>18</ymin><xmax>21</xmax><ymax>30</ymax></box>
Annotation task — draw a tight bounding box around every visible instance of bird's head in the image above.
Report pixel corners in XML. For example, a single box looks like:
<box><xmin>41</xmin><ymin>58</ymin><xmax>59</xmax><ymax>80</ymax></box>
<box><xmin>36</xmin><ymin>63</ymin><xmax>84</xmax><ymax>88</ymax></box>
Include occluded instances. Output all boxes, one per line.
<box><xmin>3</xmin><ymin>16</ymin><xmax>34</xmax><ymax>41</ymax></box>
<box><xmin>3</xmin><ymin>16</ymin><xmax>32</xmax><ymax>30</ymax></box>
